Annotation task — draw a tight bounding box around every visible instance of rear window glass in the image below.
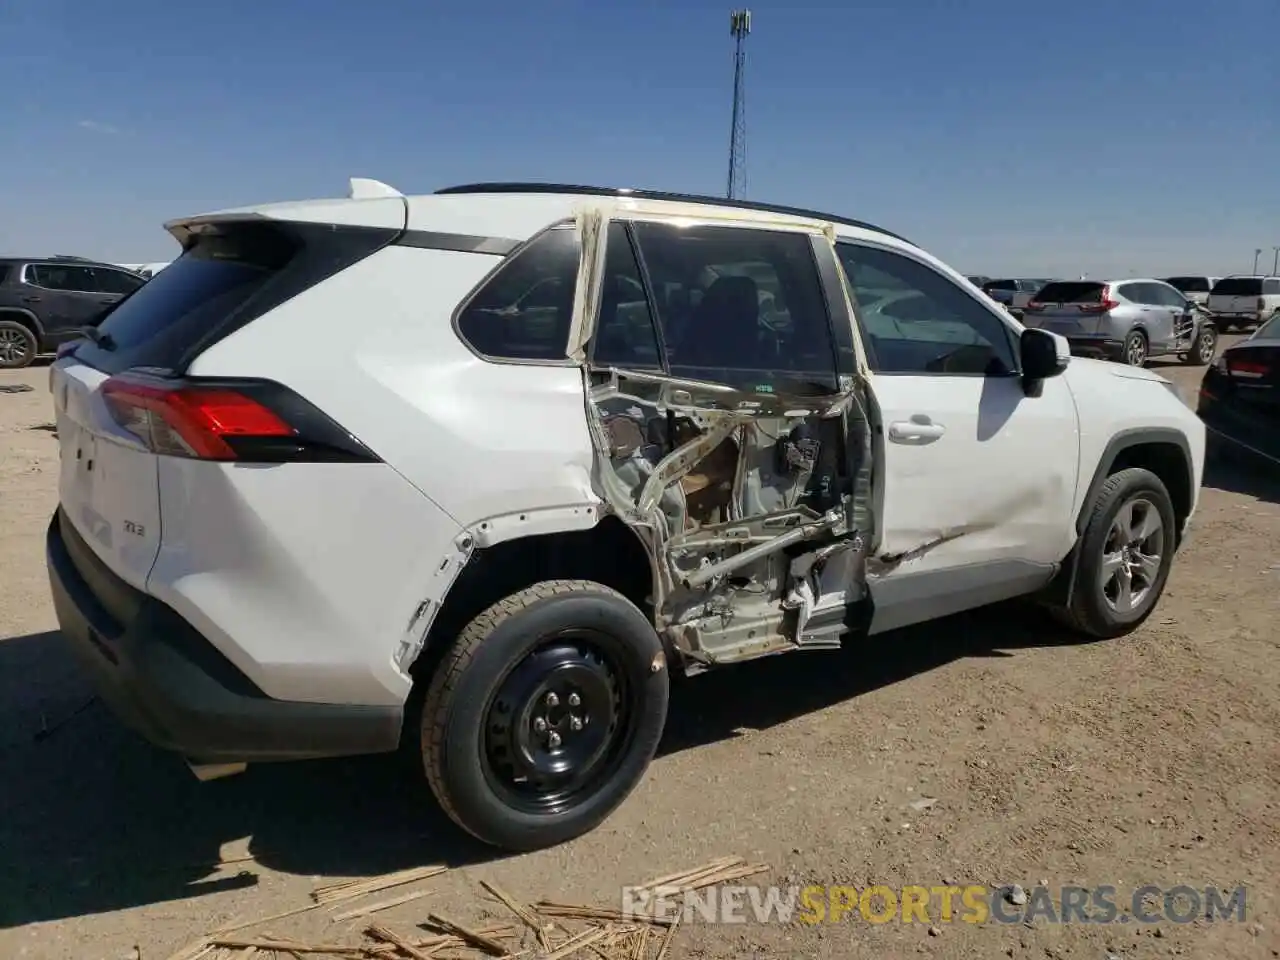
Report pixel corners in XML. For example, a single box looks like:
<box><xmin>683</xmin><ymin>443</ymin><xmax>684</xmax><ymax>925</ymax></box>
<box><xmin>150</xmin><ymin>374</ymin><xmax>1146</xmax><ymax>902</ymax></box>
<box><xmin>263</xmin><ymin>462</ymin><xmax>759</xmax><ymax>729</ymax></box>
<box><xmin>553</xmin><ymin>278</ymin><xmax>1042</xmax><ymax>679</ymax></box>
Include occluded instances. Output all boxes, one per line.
<box><xmin>985</xmin><ymin>279</ymin><xmax>1017</xmax><ymax>290</ymax></box>
<box><xmin>1035</xmin><ymin>282</ymin><xmax>1105</xmax><ymax>303</ymax></box>
<box><xmin>74</xmin><ymin>226</ymin><xmax>300</xmax><ymax>374</ymax></box>
<box><xmin>1164</xmin><ymin>276</ymin><xmax>1209</xmax><ymax>293</ymax></box>
<box><xmin>1255</xmin><ymin>314</ymin><xmax>1280</xmax><ymax>339</ymax></box>
<box><xmin>1212</xmin><ymin>277</ymin><xmax>1263</xmax><ymax>296</ymax></box>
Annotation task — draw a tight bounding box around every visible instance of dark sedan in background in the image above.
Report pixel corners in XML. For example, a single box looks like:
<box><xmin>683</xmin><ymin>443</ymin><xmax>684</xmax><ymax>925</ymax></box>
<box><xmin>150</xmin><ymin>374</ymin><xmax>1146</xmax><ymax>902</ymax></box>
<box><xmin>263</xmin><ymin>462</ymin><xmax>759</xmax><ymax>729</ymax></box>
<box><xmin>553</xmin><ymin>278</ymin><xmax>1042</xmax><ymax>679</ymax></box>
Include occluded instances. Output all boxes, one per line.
<box><xmin>1198</xmin><ymin>313</ymin><xmax>1280</xmax><ymax>469</ymax></box>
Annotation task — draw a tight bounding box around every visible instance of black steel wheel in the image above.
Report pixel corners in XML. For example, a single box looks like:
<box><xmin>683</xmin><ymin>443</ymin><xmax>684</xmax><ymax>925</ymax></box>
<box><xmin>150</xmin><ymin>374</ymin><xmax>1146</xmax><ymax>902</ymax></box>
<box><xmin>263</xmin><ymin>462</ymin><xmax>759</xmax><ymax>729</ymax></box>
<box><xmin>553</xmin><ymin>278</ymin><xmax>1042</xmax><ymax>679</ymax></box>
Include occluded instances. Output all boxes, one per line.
<box><xmin>421</xmin><ymin>580</ymin><xmax>668</xmax><ymax>851</ymax></box>
<box><xmin>482</xmin><ymin>631</ymin><xmax>632</xmax><ymax>815</ymax></box>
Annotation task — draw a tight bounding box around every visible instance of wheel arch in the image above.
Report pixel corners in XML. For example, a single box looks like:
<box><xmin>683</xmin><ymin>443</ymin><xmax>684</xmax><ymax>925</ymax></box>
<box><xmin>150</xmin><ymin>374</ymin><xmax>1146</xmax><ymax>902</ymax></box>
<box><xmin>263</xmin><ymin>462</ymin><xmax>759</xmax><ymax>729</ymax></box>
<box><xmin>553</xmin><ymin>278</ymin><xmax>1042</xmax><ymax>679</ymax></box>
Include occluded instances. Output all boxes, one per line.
<box><xmin>0</xmin><ymin>307</ymin><xmax>44</xmax><ymax>337</ymax></box>
<box><xmin>407</xmin><ymin>515</ymin><xmax>657</xmax><ymax>686</ymax></box>
<box><xmin>1040</xmin><ymin>428</ymin><xmax>1194</xmax><ymax>608</ymax></box>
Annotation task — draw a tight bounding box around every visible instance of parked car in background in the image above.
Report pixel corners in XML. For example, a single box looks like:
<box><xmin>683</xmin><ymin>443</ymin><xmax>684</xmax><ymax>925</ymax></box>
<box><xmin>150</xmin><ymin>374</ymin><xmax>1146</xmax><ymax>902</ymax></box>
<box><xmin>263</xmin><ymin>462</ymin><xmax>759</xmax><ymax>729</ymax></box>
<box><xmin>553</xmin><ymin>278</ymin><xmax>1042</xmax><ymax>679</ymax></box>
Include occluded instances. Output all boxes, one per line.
<box><xmin>1162</xmin><ymin>275</ymin><xmax>1220</xmax><ymax>307</ymax></box>
<box><xmin>0</xmin><ymin>256</ymin><xmax>146</xmax><ymax>368</ymax></box>
<box><xmin>982</xmin><ymin>278</ymin><xmax>1052</xmax><ymax>317</ymax></box>
<box><xmin>1198</xmin><ymin>311</ymin><xmax>1280</xmax><ymax>469</ymax></box>
<box><xmin>1205</xmin><ymin>276</ymin><xmax>1280</xmax><ymax>332</ymax></box>
<box><xmin>45</xmin><ymin>177</ymin><xmax>1205</xmax><ymax>853</ymax></box>
<box><xmin>1023</xmin><ymin>278</ymin><xmax>1217</xmax><ymax>367</ymax></box>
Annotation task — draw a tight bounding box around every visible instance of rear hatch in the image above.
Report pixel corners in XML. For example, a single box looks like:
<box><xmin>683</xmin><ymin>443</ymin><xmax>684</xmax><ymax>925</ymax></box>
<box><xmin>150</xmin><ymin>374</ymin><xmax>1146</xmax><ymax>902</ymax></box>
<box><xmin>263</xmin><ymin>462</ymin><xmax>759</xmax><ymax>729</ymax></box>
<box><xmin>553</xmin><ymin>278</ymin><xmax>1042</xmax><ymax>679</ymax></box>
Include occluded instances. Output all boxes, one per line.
<box><xmin>49</xmin><ymin>217</ymin><xmax>395</xmax><ymax>588</ymax></box>
<box><xmin>1208</xmin><ymin>277</ymin><xmax>1263</xmax><ymax>316</ymax></box>
<box><xmin>1022</xmin><ymin>281</ymin><xmax>1113</xmax><ymax>336</ymax></box>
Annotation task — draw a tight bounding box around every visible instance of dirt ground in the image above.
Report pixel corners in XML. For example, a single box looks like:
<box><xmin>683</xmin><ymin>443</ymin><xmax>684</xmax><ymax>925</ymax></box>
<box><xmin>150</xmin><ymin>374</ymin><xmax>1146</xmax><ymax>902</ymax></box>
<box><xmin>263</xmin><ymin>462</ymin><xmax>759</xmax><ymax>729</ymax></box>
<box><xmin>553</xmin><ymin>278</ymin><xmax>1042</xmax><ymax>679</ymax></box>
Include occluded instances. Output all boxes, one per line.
<box><xmin>2</xmin><ymin>345</ymin><xmax>1278</xmax><ymax>960</ymax></box>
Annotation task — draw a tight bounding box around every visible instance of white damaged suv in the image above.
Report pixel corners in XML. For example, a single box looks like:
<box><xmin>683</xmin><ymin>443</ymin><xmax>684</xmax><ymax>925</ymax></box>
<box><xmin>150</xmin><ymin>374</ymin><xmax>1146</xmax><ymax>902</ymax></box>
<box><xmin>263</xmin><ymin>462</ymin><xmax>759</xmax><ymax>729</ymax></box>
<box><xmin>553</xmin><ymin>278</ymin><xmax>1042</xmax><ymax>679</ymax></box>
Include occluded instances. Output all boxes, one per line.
<box><xmin>46</xmin><ymin>179</ymin><xmax>1205</xmax><ymax>851</ymax></box>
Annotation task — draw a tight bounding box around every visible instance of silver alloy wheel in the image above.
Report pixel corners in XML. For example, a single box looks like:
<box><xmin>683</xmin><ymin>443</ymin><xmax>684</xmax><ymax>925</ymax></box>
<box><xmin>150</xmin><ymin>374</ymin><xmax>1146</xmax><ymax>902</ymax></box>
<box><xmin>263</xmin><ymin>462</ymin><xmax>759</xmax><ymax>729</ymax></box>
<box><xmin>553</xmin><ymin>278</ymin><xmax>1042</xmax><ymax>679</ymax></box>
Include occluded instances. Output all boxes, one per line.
<box><xmin>1099</xmin><ymin>497</ymin><xmax>1164</xmax><ymax>614</ymax></box>
<box><xmin>0</xmin><ymin>328</ymin><xmax>32</xmax><ymax>366</ymax></box>
<box><xmin>1125</xmin><ymin>335</ymin><xmax>1147</xmax><ymax>367</ymax></box>
<box><xmin>1196</xmin><ymin>328</ymin><xmax>1215</xmax><ymax>363</ymax></box>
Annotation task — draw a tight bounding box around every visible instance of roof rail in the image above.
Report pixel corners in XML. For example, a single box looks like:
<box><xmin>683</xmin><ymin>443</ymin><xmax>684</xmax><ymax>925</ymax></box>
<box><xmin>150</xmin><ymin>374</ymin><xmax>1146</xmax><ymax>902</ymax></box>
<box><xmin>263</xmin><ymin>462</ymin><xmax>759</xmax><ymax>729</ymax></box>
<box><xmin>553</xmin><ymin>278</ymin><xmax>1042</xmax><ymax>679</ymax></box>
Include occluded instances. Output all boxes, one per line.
<box><xmin>433</xmin><ymin>181</ymin><xmax>910</xmax><ymax>244</ymax></box>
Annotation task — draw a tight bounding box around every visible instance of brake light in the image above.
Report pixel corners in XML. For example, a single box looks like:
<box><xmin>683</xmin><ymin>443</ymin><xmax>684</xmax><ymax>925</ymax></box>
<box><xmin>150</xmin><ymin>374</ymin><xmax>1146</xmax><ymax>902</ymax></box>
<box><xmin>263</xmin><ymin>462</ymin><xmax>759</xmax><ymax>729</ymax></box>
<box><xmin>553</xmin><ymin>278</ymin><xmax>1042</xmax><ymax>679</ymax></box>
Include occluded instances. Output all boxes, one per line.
<box><xmin>102</xmin><ymin>375</ymin><xmax>294</xmax><ymax>460</ymax></box>
<box><xmin>1226</xmin><ymin>359</ymin><xmax>1269</xmax><ymax>379</ymax></box>
<box><xmin>1077</xmin><ymin>286</ymin><xmax>1119</xmax><ymax>314</ymax></box>
<box><xmin>1023</xmin><ymin>300</ymin><xmax>1045</xmax><ymax>312</ymax></box>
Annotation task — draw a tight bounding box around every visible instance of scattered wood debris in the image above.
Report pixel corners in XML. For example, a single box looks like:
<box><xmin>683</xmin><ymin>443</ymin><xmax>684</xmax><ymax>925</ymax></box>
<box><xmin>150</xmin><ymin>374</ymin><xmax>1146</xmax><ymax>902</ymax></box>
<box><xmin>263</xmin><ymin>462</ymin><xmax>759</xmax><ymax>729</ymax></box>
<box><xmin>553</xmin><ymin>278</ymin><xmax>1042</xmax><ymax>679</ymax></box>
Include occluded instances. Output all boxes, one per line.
<box><xmin>313</xmin><ymin>866</ymin><xmax>448</xmax><ymax>905</ymax></box>
<box><xmin>185</xmin><ymin>854</ymin><xmax>763</xmax><ymax>958</ymax></box>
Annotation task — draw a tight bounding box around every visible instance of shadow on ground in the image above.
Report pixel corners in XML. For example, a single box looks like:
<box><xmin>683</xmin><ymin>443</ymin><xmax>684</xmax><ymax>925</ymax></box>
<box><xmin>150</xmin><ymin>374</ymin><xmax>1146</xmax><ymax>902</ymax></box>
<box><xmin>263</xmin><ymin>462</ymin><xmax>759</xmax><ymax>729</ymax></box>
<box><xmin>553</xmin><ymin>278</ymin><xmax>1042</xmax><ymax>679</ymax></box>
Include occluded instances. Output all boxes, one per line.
<box><xmin>0</xmin><ymin>602</ymin><xmax>1085</xmax><ymax>928</ymax></box>
<box><xmin>1202</xmin><ymin>447</ymin><xmax>1280</xmax><ymax>504</ymax></box>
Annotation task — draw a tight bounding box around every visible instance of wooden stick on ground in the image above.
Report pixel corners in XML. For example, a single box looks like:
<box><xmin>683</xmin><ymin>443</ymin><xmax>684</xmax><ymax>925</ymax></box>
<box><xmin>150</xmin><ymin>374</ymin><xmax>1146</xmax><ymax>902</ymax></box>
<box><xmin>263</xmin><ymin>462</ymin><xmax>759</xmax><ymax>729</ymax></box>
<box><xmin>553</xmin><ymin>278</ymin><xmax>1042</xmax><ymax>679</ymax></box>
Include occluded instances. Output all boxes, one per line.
<box><xmin>329</xmin><ymin>887</ymin><xmax>433</xmax><ymax>922</ymax></box>
<box><xmin>207</xmin><ymin>935</ymin><xmax>364</xmax><ymax>956</ymax></box>
<box><xmin>534</xmin><ymin>902</ymin><xmax>672</xmax><ymax>927</ymax></box>
<box><xmin>479</xmin><ymin>879</ymin><xmax>552</xmax><ymax>952</ymax></box>
<box><xmin>423</xmin><ymin>912</ymin><xmax>510</xmax><ymax>956</ymax></box>
<box><xmin>654</xmin><ymin>914</ymin><xmax>681</xmax><ymax>960</ymax></box>
<box><xmin>313</xmin><ymin>866</ymin><xmax>447</xmax><ymax>905</ymax></box>
<box><xmin>365</xmin><ymin>924</ymin><xmax>437</xmax><ymax>960</ymax></box>
<box><xmin>543</xmin><ymin>926</ymin><xmax>612</xmax><ymax>960</ymax></box>
<box><xmin>214</xmin><ymin>900</ymin><xmax>327</xmax><ymax>934</ymax></box>
<box><xmin>635</xmin><ymin>857</ymin><xmax>741</xmax><ymax>893</ymax></box>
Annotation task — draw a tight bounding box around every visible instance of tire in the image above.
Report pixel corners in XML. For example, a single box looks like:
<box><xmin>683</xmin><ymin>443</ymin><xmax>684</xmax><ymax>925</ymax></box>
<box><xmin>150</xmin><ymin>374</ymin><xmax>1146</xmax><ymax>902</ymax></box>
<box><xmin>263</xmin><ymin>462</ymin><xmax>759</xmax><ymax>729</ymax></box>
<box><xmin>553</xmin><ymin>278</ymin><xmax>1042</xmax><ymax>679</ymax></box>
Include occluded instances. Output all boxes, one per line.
<box><xmin>1121</xmin><ymin>330</ymin><xmax>1148</xmax><ymax>367</ymax></box>
<box><xmin>1182</xmin><ymin>324</ymin><xmax>1217</xmax><ymax>365</ymax></box>
<box><xmin>421</xmin><ymin>579</ymin><xmax>669</xmax><ymax>851</ymax></box>
<box><xmin>1050</xmin><ymin>467</ymin><xmax>1178</xmax><ymax>639</ymax></box>
<box><xmin>0</xmin><ymin>320</ymin><xmax>38</xmax><ymax>369</ymax></box>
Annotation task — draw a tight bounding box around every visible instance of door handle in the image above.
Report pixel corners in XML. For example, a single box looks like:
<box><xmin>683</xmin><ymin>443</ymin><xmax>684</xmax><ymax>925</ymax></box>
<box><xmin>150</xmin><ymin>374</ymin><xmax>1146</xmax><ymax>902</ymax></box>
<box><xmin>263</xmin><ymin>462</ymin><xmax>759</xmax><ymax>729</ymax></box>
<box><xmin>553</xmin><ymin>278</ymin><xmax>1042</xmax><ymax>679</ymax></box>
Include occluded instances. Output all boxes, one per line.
<box><xmin>99</xmin><ymin>298</ymin><xmax>117</xmax><ymax>304</ymax></box>
<box><xmin>21</xmin><ymin>295</ymin><xmax>40</xmax><ymax>303</ymax></box>
<box><xmin>888</xmin><ymin>418</ymin><xmax>946</xmax><ymax>443</ymax></box>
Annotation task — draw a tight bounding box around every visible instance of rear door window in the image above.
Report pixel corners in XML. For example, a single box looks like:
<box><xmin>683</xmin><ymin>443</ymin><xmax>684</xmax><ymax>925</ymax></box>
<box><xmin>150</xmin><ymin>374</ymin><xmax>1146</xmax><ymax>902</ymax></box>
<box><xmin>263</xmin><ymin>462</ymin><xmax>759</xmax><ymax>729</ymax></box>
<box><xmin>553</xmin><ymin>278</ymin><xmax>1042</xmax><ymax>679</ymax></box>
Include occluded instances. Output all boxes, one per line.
<box><xmin>29</xmin><ymin>264</ymin><xmax>96</xmax><ymax>292</ymax></box>
<box><xmin>629</xmin><ymin>221</ymin><xmax>838</xmax><ymax>383</ymax></box>
<box><xmin>95</xmin><ymin>268</ymin><xmax>146</xmax><ymax>295</ymax></box>
<box><xmin>1264</xmin><ymin>279</ymin><xmax>1280</xmax><ymax>295</ymax></box>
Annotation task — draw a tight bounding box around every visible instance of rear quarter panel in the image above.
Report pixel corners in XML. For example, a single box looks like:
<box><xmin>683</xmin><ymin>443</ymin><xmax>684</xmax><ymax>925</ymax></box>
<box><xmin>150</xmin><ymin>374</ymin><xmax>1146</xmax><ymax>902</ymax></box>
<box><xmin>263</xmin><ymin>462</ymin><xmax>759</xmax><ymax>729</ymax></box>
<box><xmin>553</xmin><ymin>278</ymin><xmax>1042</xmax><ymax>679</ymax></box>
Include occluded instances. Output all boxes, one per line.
<box><xmin>186</xmin><ymin>244</ymin><xmax>601</xmax><ymax>535</ymax></box>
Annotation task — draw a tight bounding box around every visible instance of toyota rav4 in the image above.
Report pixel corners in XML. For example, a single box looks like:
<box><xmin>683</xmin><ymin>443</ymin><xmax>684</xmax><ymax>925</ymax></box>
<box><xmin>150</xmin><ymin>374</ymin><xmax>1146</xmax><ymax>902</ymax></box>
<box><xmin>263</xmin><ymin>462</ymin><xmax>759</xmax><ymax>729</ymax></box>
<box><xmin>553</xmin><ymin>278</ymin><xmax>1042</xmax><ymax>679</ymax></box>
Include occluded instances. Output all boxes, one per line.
<box><xmin>46</xmin><ymin>179</ymin><xmax>1206</xmax><ymax>852</ymax></box>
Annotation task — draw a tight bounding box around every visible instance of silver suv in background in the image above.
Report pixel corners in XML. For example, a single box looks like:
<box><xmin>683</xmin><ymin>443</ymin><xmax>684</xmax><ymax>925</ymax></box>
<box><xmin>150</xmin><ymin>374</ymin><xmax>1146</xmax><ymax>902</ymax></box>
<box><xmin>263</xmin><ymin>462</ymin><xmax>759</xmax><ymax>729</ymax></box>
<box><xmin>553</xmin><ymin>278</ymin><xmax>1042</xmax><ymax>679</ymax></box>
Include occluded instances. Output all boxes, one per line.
<box><xmin>1205</xmin><ymin>276</ymin><xmax>1280</xmax><ymax>332</ymax></box>
<box><xmin>1023</xmin><ymin>278</ymin><xmax>1217</xmax><ymax>367</ymax></box>
<box><xmin>982</xmin><ymin>278</ymin><xmax>1051</xmax><ymax>317</ymax></box>
<box><xmin>1162</xmin><ymin>275</ymin><xmax>1220</xmax><ymax>307</ymax></box>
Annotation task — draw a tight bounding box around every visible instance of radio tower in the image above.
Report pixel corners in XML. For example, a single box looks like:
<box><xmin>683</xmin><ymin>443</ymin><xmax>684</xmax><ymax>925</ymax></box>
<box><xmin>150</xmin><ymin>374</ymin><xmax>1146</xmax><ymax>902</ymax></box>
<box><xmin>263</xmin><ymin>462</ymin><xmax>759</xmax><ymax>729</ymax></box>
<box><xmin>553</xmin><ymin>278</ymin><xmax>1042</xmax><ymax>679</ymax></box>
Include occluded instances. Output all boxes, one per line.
<box><xmin>726</xmin><ymin>9</ymin><xmax>751</xmax><ymax>200</ymax></box>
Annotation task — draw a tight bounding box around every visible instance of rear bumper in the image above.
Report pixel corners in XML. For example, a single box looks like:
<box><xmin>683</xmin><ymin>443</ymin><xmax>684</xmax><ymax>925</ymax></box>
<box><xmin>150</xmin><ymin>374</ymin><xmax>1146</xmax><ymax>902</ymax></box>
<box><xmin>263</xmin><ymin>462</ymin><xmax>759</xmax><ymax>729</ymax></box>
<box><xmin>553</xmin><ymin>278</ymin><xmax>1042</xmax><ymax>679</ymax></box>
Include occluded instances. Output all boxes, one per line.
<box><xmin>45</xmin><ymin>508</ymin><xmax>403</xmax><ymax>764</ymax></box>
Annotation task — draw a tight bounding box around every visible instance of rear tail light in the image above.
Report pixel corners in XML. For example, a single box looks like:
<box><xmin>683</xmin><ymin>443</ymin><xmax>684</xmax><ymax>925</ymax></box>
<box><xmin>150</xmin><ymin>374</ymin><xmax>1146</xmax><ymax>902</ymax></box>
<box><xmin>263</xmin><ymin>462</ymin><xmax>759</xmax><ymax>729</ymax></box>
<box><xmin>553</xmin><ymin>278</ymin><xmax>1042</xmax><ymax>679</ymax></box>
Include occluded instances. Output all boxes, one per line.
<box><xmin>100</xmin><ymin>372</ymin><xmax>379</xmax><ymax>463</ymax></box>
<box><xmin>1023</xmin><ymin>300</ymin><xmax>1044</xmax><ymax>312</ymax></box>
<box><xmin>1077</xmin><ymin>286</ymin><xmax>1119</xmax><ymax>314</ymax></box>
<box><xmin>1258</xmin><ymin>298</ymin><xmax>1267</xmax><ymax>312</ymax></box>
<box><xmin>1226</xmin><ymin>359</ymin><xmax>1269</xmax><ymax>379</ymax></box>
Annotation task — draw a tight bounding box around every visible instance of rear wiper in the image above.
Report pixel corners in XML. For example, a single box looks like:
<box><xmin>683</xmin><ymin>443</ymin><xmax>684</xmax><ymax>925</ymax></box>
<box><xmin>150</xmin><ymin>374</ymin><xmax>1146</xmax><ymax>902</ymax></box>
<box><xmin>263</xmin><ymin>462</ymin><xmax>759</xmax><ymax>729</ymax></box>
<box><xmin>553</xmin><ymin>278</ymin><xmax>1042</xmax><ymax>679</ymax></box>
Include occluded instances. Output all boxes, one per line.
<box><xmin>78</xmin><ymin>325</ymin><xmax>116</xmax><ymax>350</ymax></box>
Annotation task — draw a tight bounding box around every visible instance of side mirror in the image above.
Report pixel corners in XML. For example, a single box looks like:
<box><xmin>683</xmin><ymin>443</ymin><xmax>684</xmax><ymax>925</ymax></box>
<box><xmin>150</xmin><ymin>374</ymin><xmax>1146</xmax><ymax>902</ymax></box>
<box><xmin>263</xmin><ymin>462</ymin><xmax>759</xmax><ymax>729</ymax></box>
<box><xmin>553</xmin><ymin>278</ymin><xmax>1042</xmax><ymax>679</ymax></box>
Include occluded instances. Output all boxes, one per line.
<box><xmin>1020</xmin><ymin>327</ymin><xmax>1069</xmax><ymax>394</ymax></box>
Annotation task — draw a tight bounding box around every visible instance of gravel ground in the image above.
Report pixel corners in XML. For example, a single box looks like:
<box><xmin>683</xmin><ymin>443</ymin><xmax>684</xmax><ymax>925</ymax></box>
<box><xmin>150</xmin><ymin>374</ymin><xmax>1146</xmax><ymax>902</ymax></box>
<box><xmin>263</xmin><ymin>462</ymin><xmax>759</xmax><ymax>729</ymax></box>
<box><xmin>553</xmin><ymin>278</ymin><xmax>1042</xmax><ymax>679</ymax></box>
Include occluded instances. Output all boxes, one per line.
<box><xmin>1</xmin><ymin>345</ymin><xmax>1277</xmax><ymax>960</ymax></box>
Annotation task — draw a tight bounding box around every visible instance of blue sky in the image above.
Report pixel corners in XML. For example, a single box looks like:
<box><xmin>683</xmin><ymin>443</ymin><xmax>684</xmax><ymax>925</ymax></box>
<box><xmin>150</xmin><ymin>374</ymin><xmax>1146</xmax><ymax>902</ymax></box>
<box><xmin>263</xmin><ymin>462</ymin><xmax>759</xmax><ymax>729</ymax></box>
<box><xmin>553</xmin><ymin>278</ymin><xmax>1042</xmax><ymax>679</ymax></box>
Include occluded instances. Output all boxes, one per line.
<box><xmin>1</xmin><ymin>0</ymin><xmax>1276</xmax><ymax>277</ymax></box>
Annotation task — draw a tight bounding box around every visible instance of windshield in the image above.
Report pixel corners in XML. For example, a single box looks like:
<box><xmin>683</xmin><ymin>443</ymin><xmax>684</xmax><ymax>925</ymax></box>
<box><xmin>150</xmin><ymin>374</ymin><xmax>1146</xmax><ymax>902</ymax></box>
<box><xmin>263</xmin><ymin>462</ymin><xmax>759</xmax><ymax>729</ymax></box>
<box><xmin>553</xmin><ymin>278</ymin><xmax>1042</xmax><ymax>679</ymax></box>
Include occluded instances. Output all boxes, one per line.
<box><xmin>1212</xmin><ymin>277</ymin><xmax>1263</xmax><ymax>296</ymax></box>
